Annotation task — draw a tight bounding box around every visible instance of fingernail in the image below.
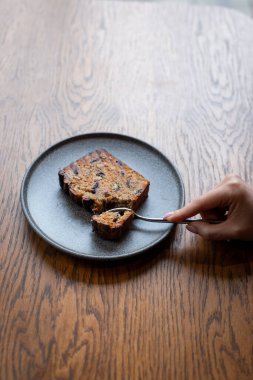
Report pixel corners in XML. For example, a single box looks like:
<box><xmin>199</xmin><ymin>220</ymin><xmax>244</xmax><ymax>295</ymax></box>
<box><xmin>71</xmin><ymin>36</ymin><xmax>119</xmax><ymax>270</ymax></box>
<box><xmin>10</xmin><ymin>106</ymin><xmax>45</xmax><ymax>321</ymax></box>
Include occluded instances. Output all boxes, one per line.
<box><xmin>163</xmin><ymin>211</ymin><xmax>175</xmax><ymax>219</ymax></box>
<box><xmin>186</xmin><ymin>225</ymin><xmax>198</xmax><ymax>234</ymax></box>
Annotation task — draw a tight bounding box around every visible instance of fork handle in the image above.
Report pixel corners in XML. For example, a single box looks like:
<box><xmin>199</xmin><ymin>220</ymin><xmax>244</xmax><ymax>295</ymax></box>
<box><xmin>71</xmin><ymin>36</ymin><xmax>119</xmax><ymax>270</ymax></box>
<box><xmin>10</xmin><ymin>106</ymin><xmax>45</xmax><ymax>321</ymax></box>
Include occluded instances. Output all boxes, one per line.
<box><xmin>136</xmin><ymin>216</ymin><xmax>223</xmax><ymax>224</ymax></box>
<box><xmin>180</xmin><ymin>219</ymin><xmax>223</xmax><ymax>225</ymax></box>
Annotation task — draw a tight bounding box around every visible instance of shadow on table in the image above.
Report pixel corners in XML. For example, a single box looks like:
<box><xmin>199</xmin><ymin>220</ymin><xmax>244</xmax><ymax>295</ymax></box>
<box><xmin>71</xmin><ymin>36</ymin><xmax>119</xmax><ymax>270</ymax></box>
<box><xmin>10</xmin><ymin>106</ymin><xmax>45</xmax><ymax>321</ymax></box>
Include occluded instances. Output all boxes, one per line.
<box><xmin>36</xmin><ymin>226</ymin><xmax>177</xmax><ymax>285</ymax></box>
<box><xmin>167</xmin><ymin>238</ymin><xmax>253</xmax><ymax>279</ymax></box>
<box><xmin>30</xmin><ymin>222</ymin><xmax>253</xmax><ymax>283</ymax></box>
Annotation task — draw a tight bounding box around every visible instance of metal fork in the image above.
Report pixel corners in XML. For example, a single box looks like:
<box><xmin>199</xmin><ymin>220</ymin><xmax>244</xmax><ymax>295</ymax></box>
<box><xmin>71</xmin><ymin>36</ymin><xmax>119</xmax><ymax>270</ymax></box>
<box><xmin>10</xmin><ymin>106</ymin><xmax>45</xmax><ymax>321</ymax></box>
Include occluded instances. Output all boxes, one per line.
<box><xmin>107</xmin><ymin>208</ymin><xmax>223</xmax><ymax>224</ymax></box>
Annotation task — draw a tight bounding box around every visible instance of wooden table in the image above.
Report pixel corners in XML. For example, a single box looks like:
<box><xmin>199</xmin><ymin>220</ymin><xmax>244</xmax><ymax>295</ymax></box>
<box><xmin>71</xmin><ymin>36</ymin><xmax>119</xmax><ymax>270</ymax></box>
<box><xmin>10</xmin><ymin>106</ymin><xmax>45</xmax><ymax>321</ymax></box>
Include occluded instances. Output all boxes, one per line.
<box><xmin>1</xmin><ymin>1</ymin><xmax>253</xmax><ymax>379</ymax></box>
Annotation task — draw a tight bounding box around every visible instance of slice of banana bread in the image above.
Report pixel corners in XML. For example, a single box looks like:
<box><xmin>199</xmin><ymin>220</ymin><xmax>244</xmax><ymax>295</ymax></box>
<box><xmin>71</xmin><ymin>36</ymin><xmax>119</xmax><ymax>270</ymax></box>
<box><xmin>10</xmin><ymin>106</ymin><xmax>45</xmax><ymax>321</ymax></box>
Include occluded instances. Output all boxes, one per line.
<box><xmin>58</xmin><ymin>149</ymin><xmax>150</xmax><ymax>239</ymax></box>
<box><xmin>59</xmin><ymin>149</ymin><xmax>150</xmax><ymax>213</ymax></box>
<box><xmin>92</xmin><ymin>210</ymin><xmax>134</xmax><ymax>240</ymax></box>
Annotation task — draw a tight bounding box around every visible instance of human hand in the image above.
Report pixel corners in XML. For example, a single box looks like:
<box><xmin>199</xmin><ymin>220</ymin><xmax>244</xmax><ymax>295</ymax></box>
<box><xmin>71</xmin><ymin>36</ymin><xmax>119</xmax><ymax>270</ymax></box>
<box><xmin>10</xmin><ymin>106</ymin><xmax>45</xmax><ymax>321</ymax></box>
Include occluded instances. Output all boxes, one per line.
<box><xmin>164</xmin><ymin>175</ymin><xmax>253</xmax><ymax>241</ymax></box>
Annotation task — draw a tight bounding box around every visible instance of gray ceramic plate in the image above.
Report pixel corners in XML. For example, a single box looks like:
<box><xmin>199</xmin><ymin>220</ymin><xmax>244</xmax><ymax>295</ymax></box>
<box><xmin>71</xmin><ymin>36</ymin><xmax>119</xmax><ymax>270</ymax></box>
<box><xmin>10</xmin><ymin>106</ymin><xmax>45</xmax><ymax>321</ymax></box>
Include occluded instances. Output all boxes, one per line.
<box><xmin>21</xmin><ymin>133</ymin><xmax>184</xmax><ymax>260</ymax></box>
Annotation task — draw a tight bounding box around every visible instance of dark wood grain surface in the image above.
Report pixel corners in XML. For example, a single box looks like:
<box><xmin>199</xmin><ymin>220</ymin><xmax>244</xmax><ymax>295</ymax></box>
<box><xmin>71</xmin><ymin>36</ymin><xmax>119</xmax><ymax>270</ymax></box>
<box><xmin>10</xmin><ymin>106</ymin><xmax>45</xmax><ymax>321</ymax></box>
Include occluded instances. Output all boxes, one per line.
<box><xmin>0</xmin><ymin>1</ymin><xmax>253</xmax><ymax>379</ymax></box>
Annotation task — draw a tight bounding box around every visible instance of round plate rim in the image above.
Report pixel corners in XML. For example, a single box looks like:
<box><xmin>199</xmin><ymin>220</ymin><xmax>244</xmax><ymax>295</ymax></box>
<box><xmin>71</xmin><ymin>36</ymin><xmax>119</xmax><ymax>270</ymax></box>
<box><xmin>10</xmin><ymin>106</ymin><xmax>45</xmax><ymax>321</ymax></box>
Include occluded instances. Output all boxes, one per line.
<box><xmin>20</xmin><ymin>132</ymin><xmax>185</xmax><ymax>261</ymax></box>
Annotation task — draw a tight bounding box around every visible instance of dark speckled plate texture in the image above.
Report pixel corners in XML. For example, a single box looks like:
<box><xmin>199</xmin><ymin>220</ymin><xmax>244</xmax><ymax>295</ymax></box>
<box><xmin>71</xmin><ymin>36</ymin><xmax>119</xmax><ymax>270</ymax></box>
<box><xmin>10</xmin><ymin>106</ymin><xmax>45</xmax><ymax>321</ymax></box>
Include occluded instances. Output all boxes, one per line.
<box><xmin>21</xmin><ymin>133</ymin><xmax>184</xmax><ymax>260</ymax></box>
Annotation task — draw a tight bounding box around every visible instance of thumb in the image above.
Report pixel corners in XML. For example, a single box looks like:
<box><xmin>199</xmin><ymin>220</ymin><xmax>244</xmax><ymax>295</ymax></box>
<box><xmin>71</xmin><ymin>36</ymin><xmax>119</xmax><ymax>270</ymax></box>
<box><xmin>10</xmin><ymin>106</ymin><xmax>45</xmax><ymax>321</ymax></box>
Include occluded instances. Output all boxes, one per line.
<box><xmin>186</xmin><ymin>222</ymin><xmax>232</xmax><ymax>241</ymax></box>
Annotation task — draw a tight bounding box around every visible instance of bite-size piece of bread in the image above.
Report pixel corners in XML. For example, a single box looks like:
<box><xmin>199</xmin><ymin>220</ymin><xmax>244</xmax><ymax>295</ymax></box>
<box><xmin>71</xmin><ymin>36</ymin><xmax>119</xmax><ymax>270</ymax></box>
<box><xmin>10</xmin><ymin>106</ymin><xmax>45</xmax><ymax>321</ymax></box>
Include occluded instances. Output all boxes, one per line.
<box><xmin>91</xmin><ymin>210</ymin><xmax>134</xmax><ymax>240</ymax></box>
